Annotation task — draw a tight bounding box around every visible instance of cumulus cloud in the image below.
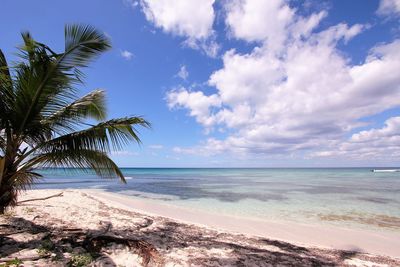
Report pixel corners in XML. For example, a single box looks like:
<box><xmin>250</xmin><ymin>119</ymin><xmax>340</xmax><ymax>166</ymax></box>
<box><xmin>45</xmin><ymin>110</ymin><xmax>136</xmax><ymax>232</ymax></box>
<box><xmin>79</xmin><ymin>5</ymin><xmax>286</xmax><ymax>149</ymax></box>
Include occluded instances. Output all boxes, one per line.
<box><xmin>377</xmin><ymin>0</ymin><xmax>400</xmax><ymax>17</ymax></box>
<box><xmin>224</xmin><ymin>0</ymin><xmax>366</xmax><ymax>52</ymax></box>
<box><xmin>120</xmin><ymin>50</ymin><xmax>134</xmax><ymax>60</ymax></box>
<box><xmin>167</xmin><ymin>0</ymin><xmax>400</xmax><ymax>162</ymax></box>
<box><xmin>314</xmin><ymin>117</ymin><xmax>400</xmax><ymax>160</ymax></box>
<box><xmin>141</xmin><ymin>0</ymin><xmax>214</xmax><ymax>39</ymax></box>
<box><xmin>224</xmin><ymin>0</ymin><xmax>294</xmax><ymax>50</ymax></box>
<box><xmin>351</xmin><ymin>117</ymin><xmax>400</xmax><ymax>143</ymax></box>
<box><xmin>140</xmin><ymin>0</ymin><xmax>219</xmax><ymax>56</ymax></box>
<box><xmin>167</xmin><ymin>87</ymin><xmax>221</xmax><ymax>127</ymax></box>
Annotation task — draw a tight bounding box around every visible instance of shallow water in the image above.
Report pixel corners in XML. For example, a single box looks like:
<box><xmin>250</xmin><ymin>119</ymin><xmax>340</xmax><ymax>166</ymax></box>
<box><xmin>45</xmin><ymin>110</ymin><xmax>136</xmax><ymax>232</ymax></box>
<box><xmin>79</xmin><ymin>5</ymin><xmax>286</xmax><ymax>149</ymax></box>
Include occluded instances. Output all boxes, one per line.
<box><xmin>35</xmin><ymin>168</ymin><xmax>400</xmax><ymax>232</ymax></box>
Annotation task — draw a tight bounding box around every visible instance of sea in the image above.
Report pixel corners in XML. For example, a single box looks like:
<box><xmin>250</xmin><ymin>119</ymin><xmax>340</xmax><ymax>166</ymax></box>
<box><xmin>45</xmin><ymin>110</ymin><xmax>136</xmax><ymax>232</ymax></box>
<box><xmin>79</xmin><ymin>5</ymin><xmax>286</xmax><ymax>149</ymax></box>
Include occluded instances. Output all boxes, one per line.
<box><xmin>34</xmin><ymin>168</ymin><xmax>400</xmax><ymax>232</ymax></box>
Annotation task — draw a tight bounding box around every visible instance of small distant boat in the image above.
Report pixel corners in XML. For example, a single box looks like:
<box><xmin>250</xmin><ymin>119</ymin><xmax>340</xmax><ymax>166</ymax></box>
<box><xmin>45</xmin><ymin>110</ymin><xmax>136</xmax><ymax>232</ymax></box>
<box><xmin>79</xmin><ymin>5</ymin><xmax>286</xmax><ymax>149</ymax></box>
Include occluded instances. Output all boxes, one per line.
<box><xmin>371</xmin><ymin>169</ymin><xmax>400</xmax><ymax>173</ymax></box>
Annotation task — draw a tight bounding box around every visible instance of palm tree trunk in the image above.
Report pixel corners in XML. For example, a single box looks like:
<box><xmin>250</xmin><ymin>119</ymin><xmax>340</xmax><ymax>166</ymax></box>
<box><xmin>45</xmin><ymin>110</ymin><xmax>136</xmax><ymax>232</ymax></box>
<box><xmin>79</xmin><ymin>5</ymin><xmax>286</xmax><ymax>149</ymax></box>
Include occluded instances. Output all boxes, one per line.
<box><xmin>0</xmin><ymin>134</ymin><xmax>19</xmax><ymax>214</ymax></box>
<box><xmin>0</xmin><ymin>168</ymin><xmax>17</xmax><ymax>214</ymax></box>
<box><xmin>0</xmin><ymin>183</ymin><xmax>14</xmax><ymax>214</ymax></box>
<box><xmin>0</xmin><ymin>149</ymin><xmax>18</xmax><ymax>214</ymax></box>
<box><xmin>0</xmin><ymin>157</ymin><xmax>5</xmax><ymax>187</ymax></box>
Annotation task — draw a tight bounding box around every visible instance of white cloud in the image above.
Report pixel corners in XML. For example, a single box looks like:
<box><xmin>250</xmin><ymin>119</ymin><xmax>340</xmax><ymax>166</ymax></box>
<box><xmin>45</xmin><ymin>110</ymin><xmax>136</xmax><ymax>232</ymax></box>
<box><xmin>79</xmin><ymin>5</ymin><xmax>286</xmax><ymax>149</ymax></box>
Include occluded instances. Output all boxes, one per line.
<box><xmin>314</xmin><ymin>117</ymin><xmax>400</xmax><ymax>161</ymax></box>
<box><xmin>141</xmin><ymin>0</ymin><xmax>215</xmax><ymax>39</ymax></box>
<box><xmin>377</xmin><ymin>0</ymin><xmax>400</xmax><ymax>17</ymax></box>
<box><xmin>167</xmin><ymin>87</ymin><xmax>221</xmax><ymax>127</ymax></box>
<box><xmin>123</xmin><ymin>0</ymin><xmax>139</xmax><ymax>9</ymax></box>
<box><xmin>176</xmin><ymin>65</ymin><xmax>189</xmax><ymax>80</ymax></box>
<box><xmin>317</xmin><ymin>23</ymin><xmax>366</xmax><ymax>44</ymax></box>
<box><xmin>224</xmin><ymin>0</ymin><xmax>294</xmax><ymax>51</ymax></box>
<box><xmin>183</xmin><ymin>38</ymin><xmax>220</xmax><ymax>58</ymax></box>
<box><xmin>111</xmin><ymin>150</ymin><xmax>139</xmax><ymax>156</ymax></box>
<box><xmin>149</xmin><ymin>144</ymin><xmax>164</xmax><ymax>149</ymax></box>
<box><xmin>351</xmin><ymin>117</ymin><xmax>400</xmax><ymax>143</ymax></box>
<box><xmin>140</xmin><ymin>0</ymin><xmax>219</xmax><ymax>56</ymax></box>
<box><xmin>167</xmin><ymin>1</ymin><xmax>400</xmax><ymax>162</ymax></box>
<box><xmin>224</xmin><ymin>0</ymin><xmax>366</xmax><ymax>53</ymax></box>
<box><xmin>120</xmin><ymin>50</ymin><xmax>134</xmax><ymax>60</ymax></box>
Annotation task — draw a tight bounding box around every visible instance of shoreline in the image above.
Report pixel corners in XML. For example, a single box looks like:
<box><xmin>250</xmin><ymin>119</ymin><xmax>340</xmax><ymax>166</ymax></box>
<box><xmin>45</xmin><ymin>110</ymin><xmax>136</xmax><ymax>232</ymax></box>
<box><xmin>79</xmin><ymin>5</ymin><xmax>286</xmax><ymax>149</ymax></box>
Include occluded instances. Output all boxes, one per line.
<box><xmin>88</xmin><ymin>189</ymin><xmax>400</xmax><ymax>258</ymax></box>
<box><xmin>1</xmin><ymin>189</ymin><xmax>399</xmax><ymax>266</ymax></box>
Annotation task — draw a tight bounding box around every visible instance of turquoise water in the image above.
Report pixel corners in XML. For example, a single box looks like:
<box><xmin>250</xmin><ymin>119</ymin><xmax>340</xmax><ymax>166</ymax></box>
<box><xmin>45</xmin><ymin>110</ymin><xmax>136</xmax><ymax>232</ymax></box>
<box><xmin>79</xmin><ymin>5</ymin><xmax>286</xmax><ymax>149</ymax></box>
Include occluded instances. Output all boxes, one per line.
<box><xmin>35</xmin><ymin>168</ymin><xmax>400</xmax><ymax>231</ymax></box>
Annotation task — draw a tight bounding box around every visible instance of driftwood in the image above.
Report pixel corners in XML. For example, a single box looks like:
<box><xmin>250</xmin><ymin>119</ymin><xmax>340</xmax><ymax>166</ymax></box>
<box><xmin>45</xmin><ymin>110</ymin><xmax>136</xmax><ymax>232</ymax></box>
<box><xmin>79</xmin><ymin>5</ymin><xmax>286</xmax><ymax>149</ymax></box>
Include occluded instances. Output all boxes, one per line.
<box><xmin>17</xmin><ymin>192</ymin><xmax>63</xmax><ymax>204</ymax></box>
<box><xmin>82</xmin><ymin>235</ymin><xmax>161</xmax><ymax>266</ymax></box>
<box><xmin>46</xmin><ymin>225</ymin><xmax>161</xmax><ymax>266</ymax></box>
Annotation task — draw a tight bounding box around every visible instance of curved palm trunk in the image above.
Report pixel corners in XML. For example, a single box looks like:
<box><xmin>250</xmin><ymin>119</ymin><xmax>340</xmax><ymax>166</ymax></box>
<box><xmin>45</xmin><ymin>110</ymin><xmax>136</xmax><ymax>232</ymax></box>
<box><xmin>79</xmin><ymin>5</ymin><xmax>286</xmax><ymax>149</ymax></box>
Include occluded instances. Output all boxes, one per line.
<box><xmin>0</xmin><ymin>181</ymin><xmax>16</xmax><ymax>214</ymax></box>
<box><xmin>0</xmin><ymin>170</ymin><xmax>17</xmax><ymax>214</ymax></box>
<box><xmin>0</xmin><ymin>138</ymin><xmax>19</xmax><ymax>214</ymax></box>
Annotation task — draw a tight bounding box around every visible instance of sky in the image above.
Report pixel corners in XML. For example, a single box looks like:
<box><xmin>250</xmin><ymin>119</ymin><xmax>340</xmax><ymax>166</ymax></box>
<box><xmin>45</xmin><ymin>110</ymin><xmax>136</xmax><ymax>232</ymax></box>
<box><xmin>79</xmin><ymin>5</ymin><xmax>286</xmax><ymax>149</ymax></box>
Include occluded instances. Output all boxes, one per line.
<box><xmin>1</xmin><ymin>0</ymin><xmax>400</xmax><ymax>167</ymax></box>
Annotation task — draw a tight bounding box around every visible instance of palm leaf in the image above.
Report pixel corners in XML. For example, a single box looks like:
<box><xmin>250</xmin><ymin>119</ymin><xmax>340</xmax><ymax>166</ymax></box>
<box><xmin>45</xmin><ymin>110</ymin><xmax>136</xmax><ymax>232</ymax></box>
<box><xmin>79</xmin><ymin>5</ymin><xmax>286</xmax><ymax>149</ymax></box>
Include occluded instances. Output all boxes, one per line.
<box><xmin>0</xmin><ymin>49</ymin><xmax>14</xmax><ymax>125</ymax></box>
<box><xmin>61</xmin><ymin>24</ymin><xmax>111</xmax><ymax>69</ymax></box>
<box><xmin>40</xmin><ymin>117</ymin><xmax>151</xmax><ymax>153</ymax></box>
<box><xmin>21</xmin><ymin>149</ymin><xmax>126</xmax><ymax>183</ymax></box>
<box><xmin>14</xmin><ymin>116</ymin><xmax>150</xmax><ymax>169</ymax></box>
<box><xmin>10</xmin><ymin>171</ymin><xmax>42</xmax><ymax>191</ymax></box>
<box><xmin>41</xmin><ymin>89</ymin><xmax>107</xmax><ymax>134</ymax></box>
<box><xmin>15</xmin><ymin>24</ymin><xmax>111</xmax><ymax>138</ymax></box>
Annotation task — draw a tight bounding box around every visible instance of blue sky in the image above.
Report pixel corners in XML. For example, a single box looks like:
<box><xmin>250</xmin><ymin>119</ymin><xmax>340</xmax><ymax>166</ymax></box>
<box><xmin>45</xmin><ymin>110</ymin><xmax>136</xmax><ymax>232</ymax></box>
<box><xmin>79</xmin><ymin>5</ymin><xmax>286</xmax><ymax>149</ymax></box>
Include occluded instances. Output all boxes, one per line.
<box><xmin>1</xmin><ymin>0</ymin><xmax>400</xmax><ymax>167</ymax></box>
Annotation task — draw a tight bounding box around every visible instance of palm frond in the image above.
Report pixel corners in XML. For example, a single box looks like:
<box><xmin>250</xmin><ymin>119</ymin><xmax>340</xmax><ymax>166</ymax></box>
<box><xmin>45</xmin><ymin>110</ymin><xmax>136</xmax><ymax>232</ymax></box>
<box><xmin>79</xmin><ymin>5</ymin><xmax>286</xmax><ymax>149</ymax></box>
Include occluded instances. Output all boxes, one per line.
<box><xmin>13</xmin><ymin>39</ymin><xmax>76</xmax><ymax>138</ymax></box>
<box><xmin>21</xmin><ymin>149</ymin><xmax>126</xmax><ymax>183</ymax></box>
<box><xmin>20</xmin><ymin>31</ymin><xmax>36</xmax><ymax>63</ymax></box>
<box><xmin>10</xmin><ymin>170</ymin><xmax>42</xmax><ymax>191</ymax></box>
<box><xmin>40</xmin><ymin>117</ymin><xmax>151</xmax><ymax>154</ymax></box>
<box><xmin>61</xmin><ymin>24</ymin><xmax>111</xmax><ymax>69</ymax></box>
<box><xmin>41</xmin><ymin>90</ymin><xmax>107</xmax><ymax>134</ymax></box>
<box><xmin>0</xmin><ymin>49</ymin><xmax>14</xmax><ymax>125</ymax></box>
<box><xmin>14</xmin><ymin>24</ymin><xmax>110</xmax><ymax>139</ymax></box>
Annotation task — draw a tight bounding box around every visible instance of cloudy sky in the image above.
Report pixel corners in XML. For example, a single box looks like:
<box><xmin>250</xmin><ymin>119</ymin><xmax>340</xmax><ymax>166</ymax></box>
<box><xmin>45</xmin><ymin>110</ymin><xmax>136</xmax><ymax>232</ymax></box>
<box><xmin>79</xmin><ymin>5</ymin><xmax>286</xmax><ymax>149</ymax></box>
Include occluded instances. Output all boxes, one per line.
<box><xmin>2</xmin><ymin>0</ymin><xmax>400</xmax><ymax>167</ymax></box>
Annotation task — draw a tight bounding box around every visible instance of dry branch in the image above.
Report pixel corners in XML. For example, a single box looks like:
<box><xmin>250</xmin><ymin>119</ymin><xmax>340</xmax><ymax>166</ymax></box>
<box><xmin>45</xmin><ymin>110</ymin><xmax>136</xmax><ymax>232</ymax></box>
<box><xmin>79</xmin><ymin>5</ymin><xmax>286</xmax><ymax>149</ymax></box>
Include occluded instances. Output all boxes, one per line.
<box><xmin>83</xmin><ymin>235</ymin><xmax>161</xmax><ymax>266</ymax></box>
<box><xmin>17</xmin><ymin>192</ymin><xmax>63</xmax><ymax>204</ymax></box>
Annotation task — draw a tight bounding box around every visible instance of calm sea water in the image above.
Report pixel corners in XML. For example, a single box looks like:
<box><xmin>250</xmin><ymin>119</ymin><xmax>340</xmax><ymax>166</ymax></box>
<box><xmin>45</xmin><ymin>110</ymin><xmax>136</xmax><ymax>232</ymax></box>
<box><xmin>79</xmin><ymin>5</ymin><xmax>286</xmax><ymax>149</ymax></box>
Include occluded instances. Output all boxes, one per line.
<box><xmin>34</xmin><ymin>168</ymin><xmax>400</xmax><ymax>231</ymax></box>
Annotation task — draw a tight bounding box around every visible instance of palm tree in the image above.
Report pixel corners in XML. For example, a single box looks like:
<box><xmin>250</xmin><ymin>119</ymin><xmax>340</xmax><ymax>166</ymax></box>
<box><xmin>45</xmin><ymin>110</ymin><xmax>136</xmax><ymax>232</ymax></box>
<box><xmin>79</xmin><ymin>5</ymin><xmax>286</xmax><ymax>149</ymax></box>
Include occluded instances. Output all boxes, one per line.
<box><xmin>0</xmin><ymin>25</ymin><xmax>150</xmax><ymax>214</ymax></box>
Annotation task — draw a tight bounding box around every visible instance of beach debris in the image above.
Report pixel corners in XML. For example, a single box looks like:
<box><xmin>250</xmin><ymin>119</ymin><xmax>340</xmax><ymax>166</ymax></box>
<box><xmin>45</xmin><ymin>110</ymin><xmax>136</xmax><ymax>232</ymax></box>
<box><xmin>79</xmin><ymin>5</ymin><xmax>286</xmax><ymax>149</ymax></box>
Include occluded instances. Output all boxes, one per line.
<box><xmin>16</xmin><ymin>192</ymin><xmax>64</xmax><ymax>205</ymax></box>
<box><xmin>82</xmin><ymin>234</ymin><xmax>161</xmax><ymax>266</ymax></box>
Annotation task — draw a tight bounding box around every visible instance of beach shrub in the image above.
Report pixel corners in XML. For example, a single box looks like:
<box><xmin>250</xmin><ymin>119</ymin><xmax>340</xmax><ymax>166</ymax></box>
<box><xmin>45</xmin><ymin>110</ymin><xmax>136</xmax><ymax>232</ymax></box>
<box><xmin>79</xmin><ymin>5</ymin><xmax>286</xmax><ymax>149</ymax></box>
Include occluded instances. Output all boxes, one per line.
<box><xmin>37</xmin><ymin>238</ymin><xmax>54</xmax><ymax>257</ymax></box>
<box><xmin>0</xmin><ymin>257</ymin><xmax>23</xmax><ymax>267</ymax></box>
<box><xmin>0</xmin><ymin>24</ymin><xmax>150</xmax><ymax>213</ymax></box>
<box><xmin>69</xmin><ymin>253</ymin><xmax>93</xmax><ymax>267</ymax></box>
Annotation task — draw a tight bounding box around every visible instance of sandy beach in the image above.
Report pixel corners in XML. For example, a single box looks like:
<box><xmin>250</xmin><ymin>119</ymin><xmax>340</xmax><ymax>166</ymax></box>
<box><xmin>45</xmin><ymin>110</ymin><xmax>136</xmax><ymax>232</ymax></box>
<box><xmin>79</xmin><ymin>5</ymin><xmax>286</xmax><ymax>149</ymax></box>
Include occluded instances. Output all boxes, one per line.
<box><xmin>1</xmin><ymin>189</ymin><xmax>399</xmax><ymax>266</ymax></box>
<box><xmin>2</xmin><ymin>1</ymin><xmax>400</xmax><ymax>266</ymax></box>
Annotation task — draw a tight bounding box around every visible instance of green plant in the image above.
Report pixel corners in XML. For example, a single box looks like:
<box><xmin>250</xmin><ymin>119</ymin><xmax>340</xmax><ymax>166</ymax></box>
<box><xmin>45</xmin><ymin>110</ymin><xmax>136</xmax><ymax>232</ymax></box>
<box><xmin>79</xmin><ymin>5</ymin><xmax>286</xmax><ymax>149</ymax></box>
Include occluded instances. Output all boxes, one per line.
<box><xmin>37</xmin><ymin>238</ymin><xmax>54</xmax><ymax>257</ymax></box>
<box><xmin>0</xmin><ymin>24</ymin><xmax>150</xmax><ymax>213</ymax></box>
<box><xmin>1</xmin><ymin>257</ymin><xmax>23</xmax><ymax>266</ymax></box>
<box><xmin>24</xmin><ymin>207</ymin><xmax>35</xmax><ymax>213</ymax></box>
<box><xmin>69</xmin><ymin>253</ymin><xmax>93</xmax><ymax>267</ymax></box>
<box><xmin>0</xmin><ymin>210</ymin><xmax>15</xmax><ymax>218</ymax></box>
